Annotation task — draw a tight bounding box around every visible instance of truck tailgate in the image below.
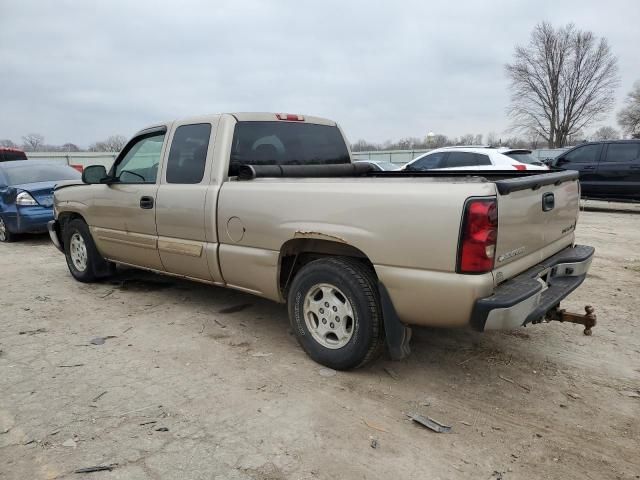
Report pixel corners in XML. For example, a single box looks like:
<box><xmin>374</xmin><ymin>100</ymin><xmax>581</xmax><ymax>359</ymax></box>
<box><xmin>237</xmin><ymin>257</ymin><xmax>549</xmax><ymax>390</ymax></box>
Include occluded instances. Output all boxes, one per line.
<box><xmin>493</xmin><ymin>172</ymin><xmax>580</xmax><ymax>282</ymax></box>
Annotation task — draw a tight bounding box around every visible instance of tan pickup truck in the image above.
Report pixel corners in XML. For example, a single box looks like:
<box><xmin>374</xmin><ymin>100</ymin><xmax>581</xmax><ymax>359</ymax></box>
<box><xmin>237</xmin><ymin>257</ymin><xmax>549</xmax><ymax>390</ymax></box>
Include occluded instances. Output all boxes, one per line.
<box><xmin>48</xmin><ymin>113</ymin><xmax>595</xmax><ymax>369</ymax></box>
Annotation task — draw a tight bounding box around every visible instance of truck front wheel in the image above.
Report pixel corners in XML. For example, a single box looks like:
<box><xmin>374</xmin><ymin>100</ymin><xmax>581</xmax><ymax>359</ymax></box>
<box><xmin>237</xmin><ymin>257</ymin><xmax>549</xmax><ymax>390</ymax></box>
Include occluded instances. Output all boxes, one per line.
<box><xmin>288</xmin><ymin>257</ymin><xmax>384</xmax><ymax>370</ymax></box>
<box><xmin>63</xmin><ymin>219</ymin><xmax>115</xmax><ymax>282</ymax></box>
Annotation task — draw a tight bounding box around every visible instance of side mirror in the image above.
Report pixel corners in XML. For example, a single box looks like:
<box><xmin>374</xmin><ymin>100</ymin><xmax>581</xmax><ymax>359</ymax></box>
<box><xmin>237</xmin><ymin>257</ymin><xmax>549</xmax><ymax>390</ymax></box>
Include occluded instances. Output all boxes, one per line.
<box><xmin>555</xmin><ymin>157</ymin><xmax>567</xmax><ymax>166</ymax></box>
<box><xmin>82</xmin><ymin>165</ymin><xmax>107</xmax><ymax>184</ymax></box>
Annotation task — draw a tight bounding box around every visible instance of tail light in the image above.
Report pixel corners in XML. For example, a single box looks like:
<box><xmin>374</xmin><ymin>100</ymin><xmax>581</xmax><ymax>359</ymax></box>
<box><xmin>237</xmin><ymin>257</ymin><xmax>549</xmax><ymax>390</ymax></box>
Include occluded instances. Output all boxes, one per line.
<box><xmin>457</xmin><ymin>198</ymin><xmax>498</xmax><ymax>273</ymax></box>
<box><xmin>513</xmin><ymin>164</ymin><xmax>527</xmax><ymax>171</ymax></box>
<box><xmin>70</xmin><ymin>164</ymin><xmax>84</xmax><ymax>173</ymax></box>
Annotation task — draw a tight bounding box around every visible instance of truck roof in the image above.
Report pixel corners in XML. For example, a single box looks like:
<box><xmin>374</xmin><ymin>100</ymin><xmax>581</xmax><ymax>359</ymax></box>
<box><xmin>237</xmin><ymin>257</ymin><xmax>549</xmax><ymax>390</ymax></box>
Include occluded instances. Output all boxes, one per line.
<box><xmin>137</xmin><ymin>112</ymin><xmax>336</xmax><ymax>136</ymax></box>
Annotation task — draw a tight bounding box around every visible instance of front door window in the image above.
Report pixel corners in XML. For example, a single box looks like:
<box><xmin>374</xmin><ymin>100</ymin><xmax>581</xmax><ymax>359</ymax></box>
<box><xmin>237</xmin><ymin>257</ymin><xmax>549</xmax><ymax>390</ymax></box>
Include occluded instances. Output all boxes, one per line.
<box><xmin>115</xmin><ymin>133</ymin><xmax>165</xmax><ymax>183</ymax></box>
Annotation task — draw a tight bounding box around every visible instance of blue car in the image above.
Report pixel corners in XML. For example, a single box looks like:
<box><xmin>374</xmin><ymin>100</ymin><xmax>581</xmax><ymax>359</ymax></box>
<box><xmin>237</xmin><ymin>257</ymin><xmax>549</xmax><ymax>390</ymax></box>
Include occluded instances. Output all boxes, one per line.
<box><xmin>0</xmin><ymin>161</ymin><xmax>81</xmax><ymax>242</ymax></box>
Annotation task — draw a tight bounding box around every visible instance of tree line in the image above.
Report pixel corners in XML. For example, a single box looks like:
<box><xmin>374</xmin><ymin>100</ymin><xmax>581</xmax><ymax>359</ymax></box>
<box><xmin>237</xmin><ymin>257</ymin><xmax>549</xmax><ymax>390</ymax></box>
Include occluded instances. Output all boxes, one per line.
<box><xmin>0</xmin><ymin>134</ymin><xmax>127</xmax><ymax>153</ymax></box>
<box><xmin>351</xmin><ymin>124</ymin><xmax>627</xmax><ymax>152</ymax></box>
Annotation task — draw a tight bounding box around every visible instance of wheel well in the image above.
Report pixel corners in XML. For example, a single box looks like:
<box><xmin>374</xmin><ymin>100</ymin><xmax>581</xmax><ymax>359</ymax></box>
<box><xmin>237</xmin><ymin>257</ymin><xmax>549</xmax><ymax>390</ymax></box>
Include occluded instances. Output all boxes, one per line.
<box><xmin>278</xmin><ymin>238</ymin><xmax>375</xmax><ymax>297</ymax></box>
<box><xmin>57</xmin><ymin>212</ymin><xmax>86</xmax><ymax>247</ymax></box>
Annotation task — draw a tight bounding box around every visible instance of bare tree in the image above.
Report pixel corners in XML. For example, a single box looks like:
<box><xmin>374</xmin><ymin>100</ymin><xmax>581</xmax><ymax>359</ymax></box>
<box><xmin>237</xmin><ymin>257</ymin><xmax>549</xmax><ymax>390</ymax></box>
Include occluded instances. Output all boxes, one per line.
<box><xmin>503</xmin><ymin>136</ymin><xmax>529</xmax><ymax>148</ymax></box>
<box><xmin>21</xmin><ymin>133</ymin><xmax>45</xmax><ymax>151</ymax></box>
<box><xmin>567</xmin><ymin>129</ymin><xmax>588</xmax><ymax>146</ymax></box>
<box><xmin>592</xmin><ymin>126</ymin><xmax>620</xmax><ymax>140</ymax></box>
<box><xmin>0</xmin><ymin>139</ymin><xmax>18</xmax><ymax>148</ymax></box>
<box><xmin>486</xmin><ymin>132</ymin><xmax>498</xmax><ymax>146</ymax></box>
<box><xmin>89</xmin><ymin>135</ymin><xmax>127</xmax><ymax>152</ymax></box>
<box><xmin>618</xmin><ymin>81</ymin><xmax>640</xmax><ymax>138</ymax></box>
<box><xmin>60</xmin><ymin>143</ymin><xmax>81</xmax><ymax>152</ymax></box>
<box><xmin>459</xmin><ymin>134</ymin><xmax>475</xmax><ymax>145</ymax></box>
<box><xmin>525</xmin><ymin>129</ymin><xmax>541</xmax><ymax>149</ymax></box>
<box><xmin>505</xmin><ymin>22</ymin><xmax>619</xmax><ymax>148</ymax></box>
<box><xmin>351</xmin><ymin>139</ymin><xmax>379</xmax><ymax>152</ymax></box>
<box><xmin>431</xmin><ymin>134</ymin><xmax>450</xmax><ymax>148</ymax></box>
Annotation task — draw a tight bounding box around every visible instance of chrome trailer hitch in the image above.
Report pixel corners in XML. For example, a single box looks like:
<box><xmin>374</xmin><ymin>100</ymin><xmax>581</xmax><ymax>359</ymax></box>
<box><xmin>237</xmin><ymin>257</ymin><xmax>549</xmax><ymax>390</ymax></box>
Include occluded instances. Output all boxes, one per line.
<box><xmin>544</xmin><ymin>305</ymin><xmax>597</xmax><ymax>336</ymax></box>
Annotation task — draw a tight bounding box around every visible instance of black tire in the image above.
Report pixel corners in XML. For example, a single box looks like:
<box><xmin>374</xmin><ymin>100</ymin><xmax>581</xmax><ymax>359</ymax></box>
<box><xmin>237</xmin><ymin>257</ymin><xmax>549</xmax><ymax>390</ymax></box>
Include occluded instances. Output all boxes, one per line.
<box><xmin>288</xmin><ymin>257</ymin><xmax>384</xmax><ymax>370</ymax></box>
<box><xmin>63</xmin><ymin>219</ymin><xmax>115</xmax><ymax>282</ymax></box>
<box><xmin>0</xmin><ymin>216</ymin><xmax>16</xmax><ymax>243</ymax></box>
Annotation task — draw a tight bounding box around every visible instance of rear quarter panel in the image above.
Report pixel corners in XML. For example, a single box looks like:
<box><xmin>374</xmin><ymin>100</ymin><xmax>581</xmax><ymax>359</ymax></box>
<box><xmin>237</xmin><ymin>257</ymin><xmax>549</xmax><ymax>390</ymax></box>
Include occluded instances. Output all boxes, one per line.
<box><xmin>217</xmin><ymin>177</ymin><xmax>497</xmax><ymax>326</ymax></box>
<box><xmin>217</xmin><ymin>177</ymin><xmax>496</xmax><ymax>271</ymax></box>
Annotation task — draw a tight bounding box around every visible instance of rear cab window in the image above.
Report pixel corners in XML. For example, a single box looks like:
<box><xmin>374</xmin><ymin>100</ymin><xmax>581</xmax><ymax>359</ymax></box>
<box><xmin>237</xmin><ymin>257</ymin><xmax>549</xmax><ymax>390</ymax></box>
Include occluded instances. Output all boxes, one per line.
<box><xmin>229</xmin><ymin>121</ymin><xmax>350</xmax><ymax>176</ymax></box>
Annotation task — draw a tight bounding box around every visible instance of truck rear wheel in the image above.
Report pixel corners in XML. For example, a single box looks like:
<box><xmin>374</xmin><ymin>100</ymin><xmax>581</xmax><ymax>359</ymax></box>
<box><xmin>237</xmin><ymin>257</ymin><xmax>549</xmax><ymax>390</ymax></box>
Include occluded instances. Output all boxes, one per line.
<box><xmin>288</xmin><ymin>257</ymin><xmax>384</xmax><ymax>370</ymax></box>
<box><xmin>63</xmin><ymin>219</ymin><xmax>115</xmax><ymax>282</ymax></box>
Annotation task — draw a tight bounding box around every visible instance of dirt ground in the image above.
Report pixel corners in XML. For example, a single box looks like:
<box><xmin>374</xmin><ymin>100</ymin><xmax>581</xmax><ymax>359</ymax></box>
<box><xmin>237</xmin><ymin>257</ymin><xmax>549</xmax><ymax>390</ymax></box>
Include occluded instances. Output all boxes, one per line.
<box><xmin>1</xmin><ymin>200</ymin><xmax>639</xmax><ymax>480</ymax></box>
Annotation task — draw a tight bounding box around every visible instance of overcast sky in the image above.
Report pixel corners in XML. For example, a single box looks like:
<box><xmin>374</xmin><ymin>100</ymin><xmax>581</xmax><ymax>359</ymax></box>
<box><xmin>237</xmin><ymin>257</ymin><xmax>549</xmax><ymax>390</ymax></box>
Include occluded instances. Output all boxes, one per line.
<box><xmin>1</xmin><ymin>0</ymin><xmax>639</xmax><ymax>147</ymax></box>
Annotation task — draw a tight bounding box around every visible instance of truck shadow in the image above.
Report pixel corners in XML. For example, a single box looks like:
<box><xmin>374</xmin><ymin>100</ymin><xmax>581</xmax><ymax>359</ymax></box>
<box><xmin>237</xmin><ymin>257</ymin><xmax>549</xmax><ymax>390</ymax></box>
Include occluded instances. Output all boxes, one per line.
<box><xmin>107</xmin><ymin>267</ymin><xmax>561</xmax><ymax>380</ymax></box>
<box><xmin>580</xmin><ymin>200</ymin><xmax>640</xmax><ymax>215</ymax></box>
<box><xmin>9</xmin><ymin>233</ymin><xmax>52</xmax><ymax>245</ymax></box>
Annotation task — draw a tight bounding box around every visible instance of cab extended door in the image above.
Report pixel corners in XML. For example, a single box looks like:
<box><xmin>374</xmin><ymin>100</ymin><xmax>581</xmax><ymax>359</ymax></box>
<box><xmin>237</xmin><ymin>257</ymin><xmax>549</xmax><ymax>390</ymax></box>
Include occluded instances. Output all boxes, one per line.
<box><xmin>154</xmin><ymin>117</ymin><xmax>223</xmax><ymax>282</ymax></box>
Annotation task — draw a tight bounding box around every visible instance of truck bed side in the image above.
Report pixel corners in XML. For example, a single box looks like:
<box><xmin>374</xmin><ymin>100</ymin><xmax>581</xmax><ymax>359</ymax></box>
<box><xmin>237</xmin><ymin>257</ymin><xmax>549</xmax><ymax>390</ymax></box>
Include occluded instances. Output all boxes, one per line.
<box><xmin>217</xmin><ymin>176</ymin><xmax>497</xmax><ymax>327</ymax></box>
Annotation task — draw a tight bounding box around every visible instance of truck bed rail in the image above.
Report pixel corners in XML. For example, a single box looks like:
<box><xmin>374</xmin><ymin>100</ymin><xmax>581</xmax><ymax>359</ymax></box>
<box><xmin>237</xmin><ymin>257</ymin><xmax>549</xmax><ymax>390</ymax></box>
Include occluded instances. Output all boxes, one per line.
<box><xmin>238</xmin><ymin>164</ymin><xmax>578</xmax><ymax>195</ymax></box>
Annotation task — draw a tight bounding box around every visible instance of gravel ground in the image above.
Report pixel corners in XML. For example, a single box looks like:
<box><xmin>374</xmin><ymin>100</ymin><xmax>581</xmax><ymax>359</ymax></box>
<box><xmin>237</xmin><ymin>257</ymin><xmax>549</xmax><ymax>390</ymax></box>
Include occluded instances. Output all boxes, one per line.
<box><xmin>1</xmin><ymin>200</ymin><xmax>639</xmax><ymax>480</ymax></box>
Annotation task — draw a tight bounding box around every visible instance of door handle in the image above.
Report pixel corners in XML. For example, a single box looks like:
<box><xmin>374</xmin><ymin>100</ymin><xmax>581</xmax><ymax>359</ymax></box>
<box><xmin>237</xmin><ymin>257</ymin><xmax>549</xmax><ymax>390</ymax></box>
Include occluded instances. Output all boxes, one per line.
<box><xmin>582</xmin><ymin>166</ymin><xmax>596</xmax><ymax>170</ymax></box>
<box><xmin>140</xmin><ymin>196</ymin><xmax>154</xmax><ymax>209</ymax></box>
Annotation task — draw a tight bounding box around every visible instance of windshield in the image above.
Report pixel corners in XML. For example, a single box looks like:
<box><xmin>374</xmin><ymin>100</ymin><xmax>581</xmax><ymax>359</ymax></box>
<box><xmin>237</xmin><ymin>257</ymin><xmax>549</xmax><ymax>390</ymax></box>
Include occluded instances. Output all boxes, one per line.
<box><xmin>230</xmin><ymin>121</ymin><xmax>350</xmax><ymax>175</ymax></box>
<box><xmin>504</xmin><ymin>151</ymin><xmax>540</xmax><ymax>165</ymax></box>
<box><xmin>3</xmin><ymin>163</ymin><xmax>81</xmax><ymax>185</ymax></box>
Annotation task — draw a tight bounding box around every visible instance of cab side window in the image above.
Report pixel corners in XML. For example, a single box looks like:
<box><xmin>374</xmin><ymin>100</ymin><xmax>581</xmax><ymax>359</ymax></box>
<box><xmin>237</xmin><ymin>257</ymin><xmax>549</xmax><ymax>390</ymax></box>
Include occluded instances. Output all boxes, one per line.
<box><xmin>115</xmin><ymin>133</ymin><xmax>165</xmax><ymax>183</ymax></box>
<box><xmin>166</xmin><ymin>124</ymin><xmax>212</xmax><ymax>184</ymax></box>
<box><xmin>407</xmin><ymin>152</ymin><xmax>446</xmax><ymax>171</ymax></box>
<box><xmin>564</xmin><ymin>144</ymin><xmax>601</xmax><ymax>163</ymax></box>
<box><xmin>604</xmin><ymin>143</ymin><xmax>640</xmax><ymax>163</ymax></box>
<box><xmin>441</xmin><ymin>152</ymin><xmax>490</xmax><ymax>168</ymax></box>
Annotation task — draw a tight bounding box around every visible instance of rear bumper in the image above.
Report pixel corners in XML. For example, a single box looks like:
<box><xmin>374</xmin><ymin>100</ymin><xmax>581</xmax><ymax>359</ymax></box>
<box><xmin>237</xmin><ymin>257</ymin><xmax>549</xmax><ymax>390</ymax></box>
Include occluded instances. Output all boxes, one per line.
<box><xmin>48</xmin><ymin>220</ymin><xmax>64</xmax><ymax>252</ymax></box>
<box><xmin>471</xmin><ymin>245</ymin><xmax>594</xmax><ymax>331</ymax></box>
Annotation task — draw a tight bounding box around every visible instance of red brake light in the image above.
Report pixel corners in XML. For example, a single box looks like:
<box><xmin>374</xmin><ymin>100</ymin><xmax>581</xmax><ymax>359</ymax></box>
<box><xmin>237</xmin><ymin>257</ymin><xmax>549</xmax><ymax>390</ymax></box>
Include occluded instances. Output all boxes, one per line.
<box><xmin>458</xmin><ymin>199</ymin><xmax>498</xmax><ymax>273</ymax></box>
<box><xmin>70</xmin><ymin>164</ymin><xmax>84</xmax><ymax>173</ymax></box>
<box><xmin>513</xmin><ymin>164</ymin><xmax>527</xmax><ymax>171</ymax></box>
<box><xmin>276</xmin><ymin>113</ymin><xmax>304</xmax><ymax>121</ymax></box>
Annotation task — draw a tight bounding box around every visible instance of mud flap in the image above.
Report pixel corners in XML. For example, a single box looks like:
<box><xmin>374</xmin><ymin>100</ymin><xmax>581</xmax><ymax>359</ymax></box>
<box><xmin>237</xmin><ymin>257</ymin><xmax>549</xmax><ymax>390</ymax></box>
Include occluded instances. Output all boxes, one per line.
<box><xmin>378</xmin><ymin>282</ymin><xmax>412</xmax><ymax>360</ymax></box>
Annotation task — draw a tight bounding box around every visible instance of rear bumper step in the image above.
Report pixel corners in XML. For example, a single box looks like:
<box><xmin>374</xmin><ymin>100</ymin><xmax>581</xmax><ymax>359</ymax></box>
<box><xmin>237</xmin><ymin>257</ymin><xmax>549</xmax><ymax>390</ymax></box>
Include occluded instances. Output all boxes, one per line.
<box><xmin>470</xmin><ymin>245</ymin><xmax>595</xmax><ymax>331</ymax></box>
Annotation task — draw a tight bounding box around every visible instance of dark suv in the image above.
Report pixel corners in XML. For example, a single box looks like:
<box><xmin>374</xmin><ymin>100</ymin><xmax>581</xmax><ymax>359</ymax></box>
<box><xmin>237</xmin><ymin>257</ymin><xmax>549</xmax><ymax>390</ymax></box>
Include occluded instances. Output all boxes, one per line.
<box><xmin>555</xmin><ymin>140</ymin><xmax>640</xmax><ymax>201</ymax></box>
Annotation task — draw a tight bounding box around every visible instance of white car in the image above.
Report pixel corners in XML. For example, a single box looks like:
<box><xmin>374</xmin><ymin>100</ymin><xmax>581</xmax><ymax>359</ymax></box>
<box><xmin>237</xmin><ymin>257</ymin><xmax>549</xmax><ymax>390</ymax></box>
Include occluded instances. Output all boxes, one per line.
<box><xmin>353</xmin><ymin>160</ymin><xmax>401</xmax><ymax>171</ymax></box>
<box><xmin>402</xmin><ymin>147</ymin><xmax>549</xmax><ymax>172</ymax></box>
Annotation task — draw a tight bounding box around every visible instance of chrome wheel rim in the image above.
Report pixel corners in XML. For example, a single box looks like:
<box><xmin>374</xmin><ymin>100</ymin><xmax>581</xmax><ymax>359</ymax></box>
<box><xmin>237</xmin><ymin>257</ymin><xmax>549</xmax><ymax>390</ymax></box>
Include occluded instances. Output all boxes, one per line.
<box><xmin>69</xmin><ymin>232</ymin><xmax>88</xmax><ymax>271</ymax></box>
<box><xmin>303</xmin><ymin>283</ymin><xmax>355</xmax><ymax>349</ymax></box>
<box><xmin>0</xmin><ymin>218</ymin><xmax>6</xmax><ymax>241</ymax></box>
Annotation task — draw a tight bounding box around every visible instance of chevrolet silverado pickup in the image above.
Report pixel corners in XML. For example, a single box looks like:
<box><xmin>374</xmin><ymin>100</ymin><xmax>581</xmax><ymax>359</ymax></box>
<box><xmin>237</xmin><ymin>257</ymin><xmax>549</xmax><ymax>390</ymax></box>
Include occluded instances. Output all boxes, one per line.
<box><xmin>48</xmin><ymin>113</ymin><xmax>595</xmax><ymax>370</ymax></box>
